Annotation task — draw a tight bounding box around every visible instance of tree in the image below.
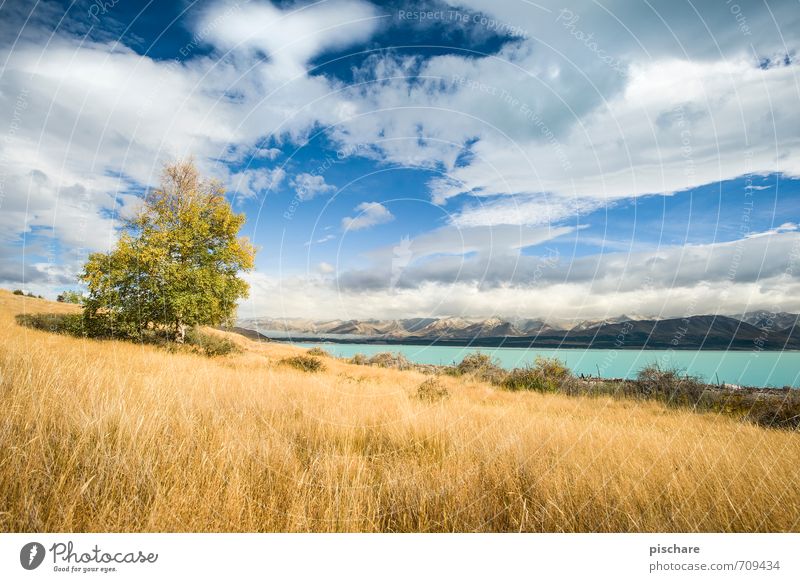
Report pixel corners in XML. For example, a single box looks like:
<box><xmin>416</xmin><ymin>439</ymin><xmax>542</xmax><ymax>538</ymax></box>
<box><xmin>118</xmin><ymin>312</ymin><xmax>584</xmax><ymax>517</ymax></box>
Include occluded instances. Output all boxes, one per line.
<box><xmin>81</xmin><ymin>160</ymin><xmax>256</xmax><ymax>342</ymax></box>
<box><xmin>57</xmin><ymin>290</ymin><xmax>83</xmax><ymax>304</ymax></box>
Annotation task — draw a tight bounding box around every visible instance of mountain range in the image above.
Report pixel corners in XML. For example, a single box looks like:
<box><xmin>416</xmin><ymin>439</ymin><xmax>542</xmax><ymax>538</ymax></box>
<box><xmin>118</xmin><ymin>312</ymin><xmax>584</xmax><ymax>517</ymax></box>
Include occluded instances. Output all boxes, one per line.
<box><xmin>238</xmin><ymin>312</ymin><xmax>800</xmax><ymax>350</ymax></box>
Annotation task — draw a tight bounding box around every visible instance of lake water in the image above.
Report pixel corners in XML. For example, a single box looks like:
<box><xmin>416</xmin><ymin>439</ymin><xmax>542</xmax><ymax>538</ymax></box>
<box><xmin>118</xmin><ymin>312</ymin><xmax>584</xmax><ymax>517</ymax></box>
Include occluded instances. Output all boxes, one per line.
<box><xmin>294</xmin><ymin>342</ymin><xmax>800</xmax><ymax>388</ymax></box>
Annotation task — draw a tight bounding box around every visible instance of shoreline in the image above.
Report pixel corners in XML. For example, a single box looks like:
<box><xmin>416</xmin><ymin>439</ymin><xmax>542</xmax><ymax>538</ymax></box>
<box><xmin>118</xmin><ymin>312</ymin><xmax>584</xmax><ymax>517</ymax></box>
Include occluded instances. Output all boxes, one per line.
<box><xmin>238</xmin><ymin>328</ymin><xmax>798</xmax><ymax>352</ymax></box>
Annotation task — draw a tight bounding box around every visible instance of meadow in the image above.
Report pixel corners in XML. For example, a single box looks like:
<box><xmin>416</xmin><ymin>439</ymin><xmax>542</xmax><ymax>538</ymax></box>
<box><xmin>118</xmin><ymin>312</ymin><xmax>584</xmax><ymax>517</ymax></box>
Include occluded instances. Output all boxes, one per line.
<box><xmin>1</xmin><ymin>290</ymin><xmax>798</xmax><ymax>532</ymax></box>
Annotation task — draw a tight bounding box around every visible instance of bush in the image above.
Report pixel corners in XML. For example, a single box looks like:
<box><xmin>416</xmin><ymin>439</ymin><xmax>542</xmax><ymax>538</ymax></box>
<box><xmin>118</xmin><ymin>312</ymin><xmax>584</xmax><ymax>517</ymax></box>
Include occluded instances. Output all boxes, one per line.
<box><xmin>502</xmin><ymin>365</ymin><xmax>548</xmax><ymax>392</ymax></box>
<box><xmin>456</xmin><ymin>352</ymin><xmax>495</xmax><ymax>374</ymax></box>
<box><xmin>350</xmin><ymin>353</ymin><xmax>368</xmax><ymax>365</ymax></box>
<box><xmin>700</xmin><ymin>388</ymin><xmax>800</xmax><ymax>430</ymax></box>
<box><xmin>16</xmin><ymin>312</ymin><xmax>136</xmax><ymax>339</ymax></box>
<box><xmin>280</xmin><ymin>355</ymin><xmax>326</xmax><ymax>372</ymax></box>
<box><xmin>415</xmin><ymin>378</ymin><xmax>449</xmax><ymax>402</ymax></box>
<box><xmin>16</xmin><ymin>313</ymin><xmax>86</xmax><ymax>335</ymax></box>
<box><xmin>307</xmin><ymin>346</ymin><xmax>330</xmax><ymax>357</ymax></box>
<box><xmin>746</xmin><ymin>392</ymin><xmax>800</xmax><ymax>429</ymax></box>
<box><xmin>455</xmin><ymin>352</ymin><xmax>507</xmax><ymax>383</ymax></box>
<box><xmin>16</xmin><ymin>313</ymin><xmax>239</xmax><ymax>357</ymax></box>
<box><xmin>366</xmin><ymin>352</ymin><xmax>412</xmax><ymax>370</ymax></box>
<box><xmin>185</xmin><ymin>328</ymin><xmax>240</xmax><ymax>357</ymax></box>
<box><xmin>635</xmin><ymin>364</ymin><xmax>705</xmax><ymax>404</ymax></box>
<box><xmin>502</xmin><ymin>356</ymin><xmax>572</xmax><ymax>393</ymax></box>
<box><xmin>12</xmin><ymin>289</ymin><xmax>24</xmax><ymax>295</ymax></box>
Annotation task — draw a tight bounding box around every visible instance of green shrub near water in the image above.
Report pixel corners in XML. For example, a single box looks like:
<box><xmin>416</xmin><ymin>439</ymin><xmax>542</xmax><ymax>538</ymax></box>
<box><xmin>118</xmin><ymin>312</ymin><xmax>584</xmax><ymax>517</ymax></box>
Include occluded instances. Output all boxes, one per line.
<box><xmin>454</xmin><ymin>352</ymin><xmax>507</xmax><ymax>383</ymax></box>
<box><xmin>635</xmin><ymin>364</ymin><xmax>705</xmax><ymax>404</ymax></box>
<box><xmin>502</xmin><ymin>356</ymin><xmax>572</xmax><ymax>392</ymax></box>
<box><xmin>365</xmin><ymin>352</ymin><xmax>413</xmax><ymax>370</ymax></box>
<box><xmin>306</xmin><ymin>346</ymin><xmax>330</xmax><ymax>357</ymax></box>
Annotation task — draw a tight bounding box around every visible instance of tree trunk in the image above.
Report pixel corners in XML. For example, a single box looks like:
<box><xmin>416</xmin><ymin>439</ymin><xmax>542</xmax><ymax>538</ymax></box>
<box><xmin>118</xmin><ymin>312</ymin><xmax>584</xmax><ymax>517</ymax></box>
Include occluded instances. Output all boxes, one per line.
<box><xmin>175</xmin><ymin>321</ymin><xmax>186</xmax><ymax>343</ymax></box>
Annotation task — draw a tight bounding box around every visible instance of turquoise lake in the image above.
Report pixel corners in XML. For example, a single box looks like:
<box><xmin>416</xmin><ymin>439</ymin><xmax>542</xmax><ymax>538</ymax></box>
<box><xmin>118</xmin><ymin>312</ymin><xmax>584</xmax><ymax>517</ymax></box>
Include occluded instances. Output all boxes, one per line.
<box><xmin>294</xmin><ymin>343</ymin><xmax>800</xmax><ymax>388</ymax></box>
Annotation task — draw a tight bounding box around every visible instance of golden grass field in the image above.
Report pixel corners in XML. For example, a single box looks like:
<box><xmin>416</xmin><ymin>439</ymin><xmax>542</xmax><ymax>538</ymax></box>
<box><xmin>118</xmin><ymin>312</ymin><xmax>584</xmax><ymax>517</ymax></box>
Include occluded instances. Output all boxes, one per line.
<box><xmin>1</xmin><ymin>289</ymin><xmax>798</xmax><ymax>532</ymax></box>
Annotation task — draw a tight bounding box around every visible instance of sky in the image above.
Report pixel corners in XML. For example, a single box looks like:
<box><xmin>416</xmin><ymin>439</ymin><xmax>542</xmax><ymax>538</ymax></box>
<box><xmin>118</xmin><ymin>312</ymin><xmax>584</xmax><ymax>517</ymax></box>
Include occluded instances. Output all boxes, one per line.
<box><xmin>0</xmin><ymin>0</ymin><xmax>799</xmax><ymax>323</ymax></box>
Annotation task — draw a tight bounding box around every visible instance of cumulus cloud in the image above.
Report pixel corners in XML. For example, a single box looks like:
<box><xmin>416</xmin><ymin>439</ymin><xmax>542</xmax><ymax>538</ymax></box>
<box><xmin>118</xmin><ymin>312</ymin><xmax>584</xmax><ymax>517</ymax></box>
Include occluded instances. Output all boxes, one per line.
<box><xmin>336</xmin><ymin>228</ymin><xmax>800</xmax><ymax>294</ymax></box>
<box><xmin>290</xmin><ymin>173</ymin><xmax>337</xmax><ymax>201</ymax></box>
<box><xmin>326</xmin><ymin>0</ymin><xmax>800</xmax><ymax>230</ymax></box>
<box><xmin>332</xmin><ymin>51</ymin><xmax>800</xmax><ymax>227</ymax></box>
<box><xmin>341</xmin><ymin>202</ymin><xmax>395</xmax><ymax>231</ymax></box>
<box><xmin>239</xmin><ymin>228</ymin><xmax>800</xmax><ymax>321</ymax></box>
<box><xmin>196</xmin><ymin>0</ymin><xmax>383</xmax><ymax>78</ymax></box>
<box><xmin>229</xmin><ymin>167</ymin><xmax>286</xmax><ymax>200</ymax></box>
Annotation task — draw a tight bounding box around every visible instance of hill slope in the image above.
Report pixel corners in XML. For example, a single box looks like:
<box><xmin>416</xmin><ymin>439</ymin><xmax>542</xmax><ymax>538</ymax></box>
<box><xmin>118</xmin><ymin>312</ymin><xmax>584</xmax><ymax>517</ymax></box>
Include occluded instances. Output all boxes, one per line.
<box><xmin>1</xmin><ymin>290</ymin><xmax>799</xmax><ymax>532</ymax></box>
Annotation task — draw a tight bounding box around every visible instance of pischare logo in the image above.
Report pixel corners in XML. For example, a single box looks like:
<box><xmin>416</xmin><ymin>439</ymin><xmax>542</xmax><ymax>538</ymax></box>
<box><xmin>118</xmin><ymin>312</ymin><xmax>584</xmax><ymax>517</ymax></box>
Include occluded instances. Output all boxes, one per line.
<box><xmin>20</xmin><ymin>542</ymin><xmax>46</xmax><ymax>570</ymax></box>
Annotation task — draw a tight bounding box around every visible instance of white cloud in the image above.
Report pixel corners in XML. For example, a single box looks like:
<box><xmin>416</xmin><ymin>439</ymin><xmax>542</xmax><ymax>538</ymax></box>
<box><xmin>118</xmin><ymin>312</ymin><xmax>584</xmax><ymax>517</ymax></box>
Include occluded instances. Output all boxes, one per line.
<box><xmin>254</xmin><ymin>147</ymin><xmax>282</xmax><ymax>160</ymax></box>
<box><xmin>242</xmin><ymin>229</ymin><xmax>800</xmax><ymax>321</ymax></box>
<box><xmin>290</xmin><ymin>173</ymin><xmax>336</xmax><ymax>201</ymax></box>
<box><xmin>325</xmin><ymin>0</ymin><xmax>800</xmax><ymax>228</ymax></box>
<box><xmin>229</xmin><ymin>167</ymin><xmax>286</xmax><ymax>200</ymax></box>
<box><xmin>196</xmin><ymin>0</ymin><xmax>383</xmax><ymax>78</ymax></box>
<box><xmin>304</xmin><ymin>234</ymin><xmax>336</xmax><ymax>247</ymax></box>
<box><xmin>332</xmin><ymin>52</ymin><xmax>800</xmax><ymax>227</ymax></box>
<box><xmin>317</xmin><ymin>261</ymin><xmax>335</xmax><ymax>274</ymax></box>
<box><xmin>341</xmin><ymin>202</ymin><xmax>395</xmax><ymax>231</ymax></box>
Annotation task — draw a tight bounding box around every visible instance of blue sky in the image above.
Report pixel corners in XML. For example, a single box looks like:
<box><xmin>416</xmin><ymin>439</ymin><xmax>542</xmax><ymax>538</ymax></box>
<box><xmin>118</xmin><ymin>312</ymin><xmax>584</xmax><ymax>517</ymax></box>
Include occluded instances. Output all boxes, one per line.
<box><xmin>1</xmin><ymin>0</ymin><xmax>799</xmax><ymax>322</ymax></box>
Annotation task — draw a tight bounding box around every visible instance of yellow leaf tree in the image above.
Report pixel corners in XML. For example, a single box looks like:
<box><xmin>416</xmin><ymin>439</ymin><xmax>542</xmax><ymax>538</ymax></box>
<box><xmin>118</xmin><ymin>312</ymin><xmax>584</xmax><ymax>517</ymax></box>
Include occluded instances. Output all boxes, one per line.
<box><xmin>81</xmin><ymin>160</ymin><xmax>256</xmax><ymax>342</ymax></box>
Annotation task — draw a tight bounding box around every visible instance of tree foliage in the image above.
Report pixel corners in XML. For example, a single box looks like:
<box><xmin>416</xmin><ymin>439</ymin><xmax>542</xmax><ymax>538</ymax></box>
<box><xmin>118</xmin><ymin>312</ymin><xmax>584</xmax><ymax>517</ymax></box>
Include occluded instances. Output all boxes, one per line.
<box><xmin>57</xmin><ymin>290</ymin><xmax>82</xmax><ymax>304</ymax></box>
<box><xmin>81</xmin><ymin>160</ymin><xmax>255</xmax><ymax>341</ymax></box>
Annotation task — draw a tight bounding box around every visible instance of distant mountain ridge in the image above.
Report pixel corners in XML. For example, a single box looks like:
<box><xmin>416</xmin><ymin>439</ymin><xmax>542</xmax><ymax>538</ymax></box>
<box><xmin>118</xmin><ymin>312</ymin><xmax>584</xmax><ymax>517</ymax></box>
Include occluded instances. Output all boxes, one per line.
<box><xmin>238</xmin><ymin>311</ymin><xmax>800</xmax><ymax>350</ymax></box>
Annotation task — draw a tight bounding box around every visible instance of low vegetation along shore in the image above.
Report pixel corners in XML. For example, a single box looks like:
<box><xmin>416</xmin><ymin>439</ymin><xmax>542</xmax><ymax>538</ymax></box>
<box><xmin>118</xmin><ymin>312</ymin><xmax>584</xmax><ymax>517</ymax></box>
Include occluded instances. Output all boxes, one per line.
<box><xmin>338</xmin><ymin>349</ymin><xmax>800</xmax><ymax>431</ymax></box>
<box><xmin>2</xmin><ymin>290</ymin><xmax>799</xmax><ymax>532</ymax></box>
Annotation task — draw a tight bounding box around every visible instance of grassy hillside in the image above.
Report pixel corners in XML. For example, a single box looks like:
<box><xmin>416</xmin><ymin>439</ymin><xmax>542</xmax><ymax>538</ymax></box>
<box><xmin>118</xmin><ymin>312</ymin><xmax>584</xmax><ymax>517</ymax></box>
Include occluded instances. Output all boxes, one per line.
<box><xmin>1</xmin><ymin>290</ymin><xmax>798</xmax><ymax>532</ymax></box>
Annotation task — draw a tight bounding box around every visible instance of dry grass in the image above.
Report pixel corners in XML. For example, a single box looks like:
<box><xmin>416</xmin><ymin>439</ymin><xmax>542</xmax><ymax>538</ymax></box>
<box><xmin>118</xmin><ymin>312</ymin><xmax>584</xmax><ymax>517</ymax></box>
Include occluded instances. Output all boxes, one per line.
<box><xmin>1</xmin><ymin>290</ymin><xmax>798</xmax><ymax>532</ymax></box>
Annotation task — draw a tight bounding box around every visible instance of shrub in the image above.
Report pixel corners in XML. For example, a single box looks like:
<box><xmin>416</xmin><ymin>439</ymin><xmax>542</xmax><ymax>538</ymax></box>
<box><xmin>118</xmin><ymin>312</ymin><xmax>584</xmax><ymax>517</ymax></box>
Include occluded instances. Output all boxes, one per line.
<box><xmin>185</xmin><ymin>328</ymin><xmax>240</xmax><ymax>357</ymax></box>
<box><xmin>280</xmin><ymin>355</ymin><xmax>325</xmax><ymax>372</ymax></box>
<box><xmin>502</xmin><ymin>365</ymin><xmax>548</xmax><ymax>392</ymax></box>
<box><xmin>635</xmin><ymin>364</ymin><xmax>705</xmax><ymax>404</ymax></box>
<box><xmin>701</xmin><ymin>389</ymin><xmax>800</xmax><ymax>430</ymax></box>
<box><xmin>747</xmin><ymin>392</ymin><xmax>800</xmax><ymax>429</ymax></box>
<box><xmin>350</xmin><ymin>353</ymin><xmax>368</xmax><ymax>365</ymax></box>
<box><xmin>455</xmin><ymin>352</ymin><xmax>507</xmax><ymax>383</ymax></box>
<box><xmin>12</xmin><ymin>289</ymin><xmax>24</xmax><ymax>295</ymax></box>
<box><xmin>533</xmin><ymin>356</ymin><xmax>570</xmax><ymax>382</ymax></box>
<box><xmin>415</xmin><ymin>378</ymin><xmax>449</xmax><ymax>402</ymax></box>
<box><xmin>16</xmin><ymin>313</ymin><xmax>239</xmax><ymax>357</ymax></box>
<box><xmin>366</xmin><ymin>352</ymin><xmax>412</xmax><ymax>370</ymax></box>
<box><xmin>16</xmin><ymin>313</ymin><xmax>85</xmax><ymax>335</ymax></box>
<box><xmin>16</xmin><ymin>312</ymin><xmax>136</xmax><ymax>339</ymax></box>
<box><xmin>456</xmin><ymin>352</ymin><xmax>494</xmax><ymax>374</ymax></box>
<box><xmin>307</xmin><ymin>346</ymin><xmax>330</xmax><ymax>357</ymax></box>
<box><xmin>502</xmin><ymin>356</ymin><xmax>572</xmax><ymax>393</ymax></box>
